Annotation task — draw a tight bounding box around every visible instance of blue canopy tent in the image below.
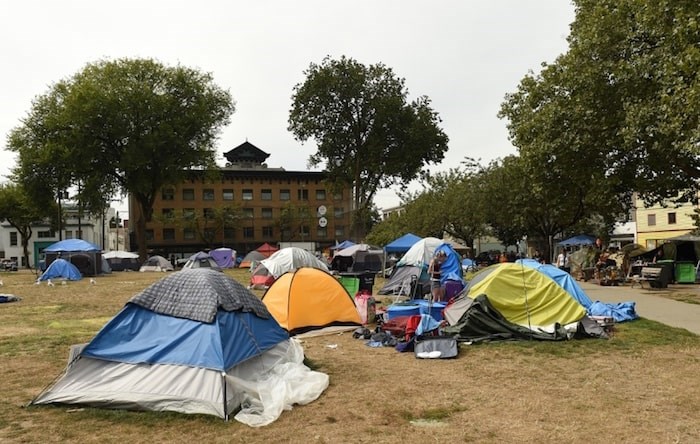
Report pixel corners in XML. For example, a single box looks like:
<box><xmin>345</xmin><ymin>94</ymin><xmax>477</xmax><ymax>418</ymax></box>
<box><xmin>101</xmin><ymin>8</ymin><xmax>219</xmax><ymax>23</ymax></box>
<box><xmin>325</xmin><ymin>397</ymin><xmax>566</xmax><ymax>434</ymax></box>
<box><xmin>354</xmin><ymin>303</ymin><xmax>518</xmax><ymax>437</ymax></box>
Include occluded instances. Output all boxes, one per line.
<box><xmin>384</xmin><ymin>233</ymin><xmax>421</xmax><ymax>254</ymax></box>
<box><xmin>557</xmin><ymin>235</ymin><xmax>596</xmax><ymax>246</ymax></box>
<box><xmin>44</xmin><ymin>239</ymin><xmax>102</xmax><ymax>276</ymax></box>
<box><xmin>383</xmin><ymin>233</ymin><xmax>422</xmax><ymax>276</ymax></box>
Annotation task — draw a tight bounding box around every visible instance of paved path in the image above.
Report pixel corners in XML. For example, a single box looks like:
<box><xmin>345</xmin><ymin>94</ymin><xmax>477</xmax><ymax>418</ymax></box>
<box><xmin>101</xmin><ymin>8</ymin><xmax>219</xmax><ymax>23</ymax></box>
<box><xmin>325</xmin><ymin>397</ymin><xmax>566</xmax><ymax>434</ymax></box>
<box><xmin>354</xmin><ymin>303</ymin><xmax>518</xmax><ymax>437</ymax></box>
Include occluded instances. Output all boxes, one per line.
<box><xmin>579</xmin><ymin>281</ymin><xmax>700</xmax><ymax>335</ymax></box>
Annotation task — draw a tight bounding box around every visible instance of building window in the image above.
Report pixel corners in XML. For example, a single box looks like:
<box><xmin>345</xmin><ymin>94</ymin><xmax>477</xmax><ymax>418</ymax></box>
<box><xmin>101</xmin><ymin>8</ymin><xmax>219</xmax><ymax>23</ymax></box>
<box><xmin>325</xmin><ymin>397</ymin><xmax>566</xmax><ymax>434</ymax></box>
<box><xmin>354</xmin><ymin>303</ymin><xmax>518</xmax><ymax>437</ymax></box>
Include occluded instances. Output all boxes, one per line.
<box><xmin>223</xmin><ymin>227</ymin><xmax>235</xmax><ymax>239</ymax></box>
<box><xmin>317</xmin><ymin>226</ymin><xmax>327</xmax><ymax>238</ymax></box>
<box><xmin>222</xmin><ymin>189</ymin><xmax>234</xmax><ymax>201</ymax></box>
<box><xmin>298</xmin><ymin>189</ymin><xmax>309</xmax><ymax>201</ymax></box>
<box><xmin>183</xmin><ymin>228</ymin><xmax>195</xmax><ymax>240</ymax></box>
<box><xmin>261</xmin><ymin>208</ymin><xmax>273</xmax><ymax>219</ymax></box>
<box><xmin>162</xmin><ymin>188</ymin><xmax>175</xmax><ymax>200</ymax></box>
<box><xmin>182</xmin><ymin>188</ymin><xmax>195</xmax><ymax>201</ymax></box>
<box><xmin>335</xmin><ymin>226</ymin><xmax>345</xmax><ymax>237</ymax></box>
<box><xmin>163</xmin><ymin>228</ymin><xmax>175</xmax><ymax>240</ymax></box>
<box><xmin>647</xmin><ymin>214</ymin><xmax>656</xmax><ymax>226</ymax></box>
<box><xmin>183</xmin><ymin>208</ymin><xmax>195</xmax><ymax>220</ymax></box>
<box><xmin>334</xmin><ymin>191</ymin><xmax>343</xmax><ymax>200</ymax></box>
<box><xmin>282</xmin><ymin>228</ymin><xmax>292</xmax><ymax>239</ymax></box>
<box><xmin>668</xmin><ymin>212</ymin><xmax>676</xmax><ymax>224</ymax></box>
<box><xmin>280</xmin><ymin>189</ymin><xmax>290</xmax><ymax>201</ymax></box>
<box><xmin>242</xmin><ymin>189</ymin><xmax>253</xmax><ymax>200</ymax></box>
<box><xmin>9</xmin><ymin>232</ymin><xmax>17</xmax><ymax>246</ymax></box>
<box><xmin>204</xmin><ymin>228</ymin><xmax>216</xmax><ymax>239</ymax></box>
<box><xmin>203</xmin><ymin>208</ymin><xmax>215</xmax><ymax>219</ymax></box>
<box><xmin>261</xmin><ymin>189</ymin><xmax>272</xmax><ymax>200</ymax></box>
<box><xmin>203</xmin><ymin>189</ymin><xmax>215</xmax><ymax>200</ymax></box>
<box><xmin>316</xmin><ymin>189</ymin><xmax>326</xmax><ymax>200</ymax></box>
<box><xmin>298</xmin><ymin>207</ymin><xmax>310</xmax><ymax>217</ymax></box>
<box><xmin>145</xmin><ymin>229</ymin><xmax>154</xmax><ymax>241</ymax></box>
<box><xmin>299</xmin><ymin>225</ymin><xmax>310</xmax><ymax>237</ymax></box>
<box><xmin>64</xmin><ymin>231</ymin><xmax>73</xmax><ymax>239</ymax></box>
<box><xmin>76</xmin><ymin>230</ymin><xmax>82</xmax><ymax>239</ymax></box>
<box><xmin>243</xmin><ymin>227</ymin><xmax>254</xmax><ymax>238</ymax></box>
<box><xmin>334</xmin><ymin>207</ymin><xmax>344</xmax><ymax>219</ymax></box>
<box><xmin>243</xmin><ymin>208</ymin><xmax>254</xmax><ymax>219</ymax></box>
<box><xmin>161</xmin><ymin>208</ymin><xmax>174</xmax><ymax>219</ymax></box>
<box><xmin>262</xmin><ymin>226</ymin><xmax>274</xmax><ymax>237</ymax></box>
<box><xmin>37</xmin><ymin>230</ymin><xmax>54</xmax><ymax>238</ymax></box>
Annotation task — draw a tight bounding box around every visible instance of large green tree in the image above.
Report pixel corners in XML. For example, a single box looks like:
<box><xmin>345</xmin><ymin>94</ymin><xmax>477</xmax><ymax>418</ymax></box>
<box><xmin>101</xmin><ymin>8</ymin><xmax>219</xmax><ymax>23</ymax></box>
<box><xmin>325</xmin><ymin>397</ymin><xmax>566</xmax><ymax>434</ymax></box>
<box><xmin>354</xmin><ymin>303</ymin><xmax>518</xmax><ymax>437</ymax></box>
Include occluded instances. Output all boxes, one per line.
<box><xmin>501</xmin><ymin>0</ymin><xmax>700</xmax><ymax>221</ymax></box>
<box><xmin>288</xmin><ymin>56</ymin><xmax>449</xmax><ymax>239</ymax></box>
<box><xmin>0</xmin><ymin>183</ymin><xmax>56</xmax><ymax>269</ymax></box>
<box><xmin>8</xmin><ymin>58</ymin><xmax>235</xmax><ymax>260</ymax></box>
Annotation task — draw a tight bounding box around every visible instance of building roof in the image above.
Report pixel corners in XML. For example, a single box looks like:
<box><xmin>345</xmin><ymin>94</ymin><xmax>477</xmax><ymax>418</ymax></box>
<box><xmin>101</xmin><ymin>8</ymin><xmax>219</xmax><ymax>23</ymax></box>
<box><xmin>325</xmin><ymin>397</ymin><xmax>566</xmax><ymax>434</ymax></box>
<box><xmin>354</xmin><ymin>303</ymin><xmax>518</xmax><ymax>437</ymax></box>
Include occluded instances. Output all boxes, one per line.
<box><xmin>223</xmin><ymin>141</ymin><xmax>270</xmax><ymax>165</ymax></box>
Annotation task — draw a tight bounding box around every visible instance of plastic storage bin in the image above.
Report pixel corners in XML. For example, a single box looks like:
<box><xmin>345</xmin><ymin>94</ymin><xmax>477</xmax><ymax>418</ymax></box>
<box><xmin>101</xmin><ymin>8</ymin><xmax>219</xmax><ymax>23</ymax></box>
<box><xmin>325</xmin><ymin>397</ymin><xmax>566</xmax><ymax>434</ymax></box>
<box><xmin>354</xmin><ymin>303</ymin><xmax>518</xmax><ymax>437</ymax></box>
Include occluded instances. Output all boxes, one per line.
<box><xmin>386</xmin><ymin>303</ymin><xmax>420</xmax><ymax>320</ymax></box>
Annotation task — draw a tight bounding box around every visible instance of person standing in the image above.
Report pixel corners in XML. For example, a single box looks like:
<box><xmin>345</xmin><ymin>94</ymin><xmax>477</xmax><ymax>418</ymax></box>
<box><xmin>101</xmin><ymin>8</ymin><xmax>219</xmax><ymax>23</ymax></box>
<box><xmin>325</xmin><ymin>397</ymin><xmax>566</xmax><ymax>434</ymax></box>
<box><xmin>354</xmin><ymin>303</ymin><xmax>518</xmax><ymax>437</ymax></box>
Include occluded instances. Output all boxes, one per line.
<box><xmin>428</xmin><ymin>250</ymin><xmax>447</xmax><ymax>302</ymax></box>
<box><xmin>556</xmin><ymin>248</ymin><xmax>570</xmax><ymax>273</ymax></box>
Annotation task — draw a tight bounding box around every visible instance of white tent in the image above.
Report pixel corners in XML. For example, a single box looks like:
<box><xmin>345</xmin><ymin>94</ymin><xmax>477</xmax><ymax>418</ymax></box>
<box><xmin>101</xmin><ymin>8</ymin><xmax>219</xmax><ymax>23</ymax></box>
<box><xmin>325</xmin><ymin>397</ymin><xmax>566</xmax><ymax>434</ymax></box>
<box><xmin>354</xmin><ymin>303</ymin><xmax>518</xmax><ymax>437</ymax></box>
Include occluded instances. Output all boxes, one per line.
<box><xmin>103</xmin><ymin>251</ymin><xmax>139</xmax><ymax>259</ymax></box>
<box><xmin>260</xmin><ymin>247</ymin><xmax>329</xmax><ymax>279</ymax></box>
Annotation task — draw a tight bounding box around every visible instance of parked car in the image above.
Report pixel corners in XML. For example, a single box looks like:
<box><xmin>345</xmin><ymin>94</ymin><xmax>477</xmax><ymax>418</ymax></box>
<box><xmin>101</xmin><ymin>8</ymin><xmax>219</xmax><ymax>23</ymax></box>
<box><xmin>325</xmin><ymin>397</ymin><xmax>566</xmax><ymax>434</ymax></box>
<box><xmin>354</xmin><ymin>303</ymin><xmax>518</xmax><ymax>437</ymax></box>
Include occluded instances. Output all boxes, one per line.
<box><xmin>1</xmin><ymin>259</ymin><xmax>18</xmax><ymax>271</ymax></box>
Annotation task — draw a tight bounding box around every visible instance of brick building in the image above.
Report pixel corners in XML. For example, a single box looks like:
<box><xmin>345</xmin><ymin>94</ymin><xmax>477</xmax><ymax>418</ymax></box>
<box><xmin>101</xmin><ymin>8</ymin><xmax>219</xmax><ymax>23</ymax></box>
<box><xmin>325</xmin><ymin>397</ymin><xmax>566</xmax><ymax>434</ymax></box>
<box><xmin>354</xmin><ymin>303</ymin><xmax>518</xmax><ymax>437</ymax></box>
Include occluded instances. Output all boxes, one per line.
<box><xmin>127</xmin><ymin>142</ymin><xmax>353</xmax><ymax>259</ymax></box>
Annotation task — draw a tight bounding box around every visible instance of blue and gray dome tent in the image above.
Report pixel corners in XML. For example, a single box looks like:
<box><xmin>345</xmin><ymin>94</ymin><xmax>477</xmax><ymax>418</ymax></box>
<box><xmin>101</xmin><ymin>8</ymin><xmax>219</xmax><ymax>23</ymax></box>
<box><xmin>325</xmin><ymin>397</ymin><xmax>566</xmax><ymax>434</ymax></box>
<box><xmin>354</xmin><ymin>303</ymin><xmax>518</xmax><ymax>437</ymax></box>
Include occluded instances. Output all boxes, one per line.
<box><xmin>31</xmin><ymin>268</ymin><xmax>329</xmax><ymax>425</ymax></box>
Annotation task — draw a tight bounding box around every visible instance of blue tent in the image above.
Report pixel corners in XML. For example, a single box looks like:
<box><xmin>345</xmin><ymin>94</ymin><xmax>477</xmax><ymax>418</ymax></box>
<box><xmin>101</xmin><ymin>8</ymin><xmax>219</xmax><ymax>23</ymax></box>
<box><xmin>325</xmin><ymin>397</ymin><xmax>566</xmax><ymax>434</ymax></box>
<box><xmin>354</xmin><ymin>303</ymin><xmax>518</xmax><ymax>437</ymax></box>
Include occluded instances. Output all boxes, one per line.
<box><xmin>557</xmin><ymin>234</ymin><xmax>596</xmax><ymax>247</ymax></box>
<box><xmin>44</xmin><ymin>239</ymin><xmax>101</xmax><ymax>252</ymax></box>
<box><xmin>384</xmin><ymin>233</ymin><xmax>422</xmax><ymax>254</ymax></box>
<box><xmin>30</xmin><ymin>269</ymin><xmax>329</xmax><ymax>423</ymax></box>
<box><xmin>40</xmin><ymin>258</ymin><xmax>82</xmax><ymax>281</ymax></box>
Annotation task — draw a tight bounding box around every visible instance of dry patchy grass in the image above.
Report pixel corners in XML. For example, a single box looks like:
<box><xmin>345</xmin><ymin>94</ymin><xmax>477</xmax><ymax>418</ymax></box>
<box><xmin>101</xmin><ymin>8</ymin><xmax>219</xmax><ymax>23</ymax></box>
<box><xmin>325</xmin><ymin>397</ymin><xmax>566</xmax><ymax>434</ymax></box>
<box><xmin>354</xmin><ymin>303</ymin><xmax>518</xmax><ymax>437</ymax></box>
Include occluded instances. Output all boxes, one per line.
<box><xmin>1</xmin><ymin>269</ymin><xmax>699</xmax><ymax>443</ymax></box>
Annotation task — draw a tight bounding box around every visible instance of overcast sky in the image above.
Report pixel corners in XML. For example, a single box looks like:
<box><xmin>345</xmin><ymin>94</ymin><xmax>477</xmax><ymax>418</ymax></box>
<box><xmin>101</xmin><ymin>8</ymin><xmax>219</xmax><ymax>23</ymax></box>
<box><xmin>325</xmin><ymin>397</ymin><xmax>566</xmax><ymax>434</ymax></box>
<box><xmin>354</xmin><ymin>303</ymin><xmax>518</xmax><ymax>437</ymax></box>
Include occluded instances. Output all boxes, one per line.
<box><xmin>0</xmin><ymin>1</ymin><xmax>575</xmax><ymax>214</ymax></box>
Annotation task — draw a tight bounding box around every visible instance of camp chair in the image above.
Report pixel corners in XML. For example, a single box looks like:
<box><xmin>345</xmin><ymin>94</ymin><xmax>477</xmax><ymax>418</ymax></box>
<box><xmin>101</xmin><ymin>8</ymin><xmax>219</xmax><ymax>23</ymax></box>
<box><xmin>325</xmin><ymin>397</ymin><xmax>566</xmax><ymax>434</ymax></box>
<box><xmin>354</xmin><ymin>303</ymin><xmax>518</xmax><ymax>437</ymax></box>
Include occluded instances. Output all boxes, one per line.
<box><xmin>393</xmin><ymin>274</ymin><xmax>419</xmax><ymax>303</ymax></box>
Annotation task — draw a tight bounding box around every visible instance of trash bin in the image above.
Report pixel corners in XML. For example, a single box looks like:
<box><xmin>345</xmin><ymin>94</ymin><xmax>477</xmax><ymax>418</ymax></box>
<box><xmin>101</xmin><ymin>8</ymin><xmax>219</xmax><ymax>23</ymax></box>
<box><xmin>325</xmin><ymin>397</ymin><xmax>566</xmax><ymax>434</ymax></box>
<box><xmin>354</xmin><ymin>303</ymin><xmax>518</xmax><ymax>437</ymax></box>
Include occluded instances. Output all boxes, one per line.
<box><xmin>675</xmin><ymin>261</ymin><xmax>696</xmax><ymax>284</ymax></box>
<box><xmin>339</xmin><ymin>272</ymin><xmax>376</xmax><ymax>293</ymax></box>
<box><xmin>651</xmin><ymin>261</ymin><xmax>673</xmax><ymax>288</ymax></box>
<box><xmin>338</xmin><ymin>276</ymin><xmax>360</xmax><ymax>298</ymax></box>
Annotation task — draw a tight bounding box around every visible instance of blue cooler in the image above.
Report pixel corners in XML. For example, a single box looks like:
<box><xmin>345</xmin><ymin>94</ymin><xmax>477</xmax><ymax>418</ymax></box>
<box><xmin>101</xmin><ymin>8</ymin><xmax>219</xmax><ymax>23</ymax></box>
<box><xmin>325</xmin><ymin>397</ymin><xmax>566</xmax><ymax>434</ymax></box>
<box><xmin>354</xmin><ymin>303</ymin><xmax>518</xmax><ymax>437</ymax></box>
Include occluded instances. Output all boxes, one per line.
<box><xmin>386</xmin><ymin>303</ymin><xmax>421</xmax><ymax>320</ymax></box>
<box><xmin>417</xmin><ymin>300</ymin><xmax>446</xmax><ymax>321</ymax></box>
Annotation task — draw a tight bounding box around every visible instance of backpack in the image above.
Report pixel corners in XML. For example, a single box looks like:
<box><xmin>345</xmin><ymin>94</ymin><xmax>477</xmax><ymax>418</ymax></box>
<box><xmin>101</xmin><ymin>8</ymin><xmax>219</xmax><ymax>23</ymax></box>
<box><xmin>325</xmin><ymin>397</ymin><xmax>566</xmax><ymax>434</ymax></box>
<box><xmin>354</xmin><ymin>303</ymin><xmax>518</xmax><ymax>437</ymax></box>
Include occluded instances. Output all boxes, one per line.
<box><xmin>354</xmin><ymin>290</ymin><xmax>376</xmax><ymax>325</ymax></box>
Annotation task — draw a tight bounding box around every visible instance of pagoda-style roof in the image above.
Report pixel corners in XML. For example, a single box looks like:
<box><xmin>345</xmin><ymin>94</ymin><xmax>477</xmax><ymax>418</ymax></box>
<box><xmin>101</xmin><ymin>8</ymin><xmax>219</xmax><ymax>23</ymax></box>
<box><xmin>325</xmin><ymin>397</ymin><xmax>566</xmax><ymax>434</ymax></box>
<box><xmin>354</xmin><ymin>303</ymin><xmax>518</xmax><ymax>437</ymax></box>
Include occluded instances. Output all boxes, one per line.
<box><xmin>223</xmin><ymin>141</ymin><xmax>270</xmax><ymax>165</ymax></box>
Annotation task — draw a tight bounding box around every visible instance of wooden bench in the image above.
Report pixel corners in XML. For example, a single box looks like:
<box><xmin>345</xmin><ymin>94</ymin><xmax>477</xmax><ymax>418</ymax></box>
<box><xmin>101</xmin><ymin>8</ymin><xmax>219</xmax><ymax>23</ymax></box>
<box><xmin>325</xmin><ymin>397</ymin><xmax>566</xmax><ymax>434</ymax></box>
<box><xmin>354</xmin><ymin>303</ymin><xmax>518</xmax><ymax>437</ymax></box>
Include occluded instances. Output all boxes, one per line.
<box><xmin>631</xmin><ymin>267</ymin><xmax>664</xmax><ymax>288</ymax></box>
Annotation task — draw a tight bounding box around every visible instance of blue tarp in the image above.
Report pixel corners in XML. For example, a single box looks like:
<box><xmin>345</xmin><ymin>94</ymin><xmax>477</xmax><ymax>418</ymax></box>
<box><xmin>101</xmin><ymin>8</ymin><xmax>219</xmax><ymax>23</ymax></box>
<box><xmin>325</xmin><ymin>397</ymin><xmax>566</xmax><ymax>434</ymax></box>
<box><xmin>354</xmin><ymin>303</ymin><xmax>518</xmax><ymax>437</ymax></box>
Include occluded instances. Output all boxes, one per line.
<box><xmin>44</xmin><ymin>239</ymin><xmax>101</xmax><ymax>252</ymax></box>
<box><xmin>434</xmin><ymin>242</ymin><xmax>465</xmax><ymax>286</ymax></box>
<box><xmin>384</xmin><ymin>233</ymin><xmax>422</xmax><ymax>254</ymax></box>
<box><xmin>40</xmin><ymin>258</ymin><xmax>82</xmax><ymax>281</ymax></box>
<box><xmin>83</xmin><ymin>304</ymin><xmax>288</xmax><ymax>371</ymax></box>
<box><xmin>517</xmin><ymin>258</ymin><xmax>638</xmax><ymax>322</ymax></box>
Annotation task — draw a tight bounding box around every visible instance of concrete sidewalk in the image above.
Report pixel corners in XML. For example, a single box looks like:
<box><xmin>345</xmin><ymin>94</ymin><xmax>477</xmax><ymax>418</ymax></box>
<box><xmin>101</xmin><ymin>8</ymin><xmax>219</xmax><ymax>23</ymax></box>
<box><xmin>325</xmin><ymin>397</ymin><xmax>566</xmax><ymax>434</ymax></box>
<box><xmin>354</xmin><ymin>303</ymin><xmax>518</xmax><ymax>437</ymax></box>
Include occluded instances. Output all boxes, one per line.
<box><xmin>579</xmin><ymin>281</ymin><xmax>700</xmax><ymax>335</ymax></box>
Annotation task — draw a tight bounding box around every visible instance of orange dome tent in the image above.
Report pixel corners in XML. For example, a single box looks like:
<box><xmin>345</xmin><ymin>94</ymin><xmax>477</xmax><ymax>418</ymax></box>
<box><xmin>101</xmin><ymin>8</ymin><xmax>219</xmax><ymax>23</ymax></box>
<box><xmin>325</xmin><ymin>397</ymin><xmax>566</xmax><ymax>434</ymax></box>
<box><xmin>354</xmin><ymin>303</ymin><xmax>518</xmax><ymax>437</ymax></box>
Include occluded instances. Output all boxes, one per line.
<box><xmin>262</xmin><ymin>267</ymin><xmax>362</xmax><ymax>336</ymax></box>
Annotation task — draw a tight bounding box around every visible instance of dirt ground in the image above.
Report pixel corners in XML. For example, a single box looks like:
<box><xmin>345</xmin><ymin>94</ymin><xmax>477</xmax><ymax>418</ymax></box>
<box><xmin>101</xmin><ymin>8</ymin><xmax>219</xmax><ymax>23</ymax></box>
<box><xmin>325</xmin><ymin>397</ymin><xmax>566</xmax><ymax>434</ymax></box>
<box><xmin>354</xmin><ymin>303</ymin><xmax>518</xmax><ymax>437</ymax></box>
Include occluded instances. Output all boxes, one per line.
<box><xmin>0</xmin><ymin>269</ymin><xmax>699</xmax><ymax>443</ymax></box>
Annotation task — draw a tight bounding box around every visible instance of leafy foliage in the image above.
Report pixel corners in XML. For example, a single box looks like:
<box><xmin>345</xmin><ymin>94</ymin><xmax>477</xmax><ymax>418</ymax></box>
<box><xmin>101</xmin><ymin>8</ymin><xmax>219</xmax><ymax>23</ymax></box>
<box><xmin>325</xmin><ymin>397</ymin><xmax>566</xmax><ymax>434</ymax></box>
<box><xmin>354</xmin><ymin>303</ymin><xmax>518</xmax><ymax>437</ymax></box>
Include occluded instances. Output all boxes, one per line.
<box><xmin>288</xmin><ymin>56</ymin><xmax>448</xmax><ymax>238</ymax></box>
<box><xmin>8</xmin><ymin>58</ymin><xmax>235</xmax><ymax>259</ymax></box>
